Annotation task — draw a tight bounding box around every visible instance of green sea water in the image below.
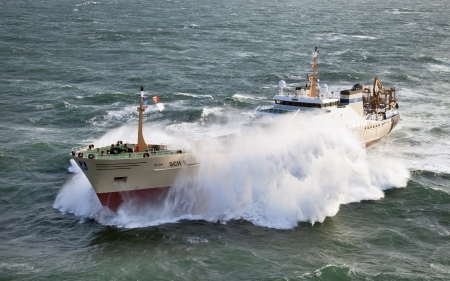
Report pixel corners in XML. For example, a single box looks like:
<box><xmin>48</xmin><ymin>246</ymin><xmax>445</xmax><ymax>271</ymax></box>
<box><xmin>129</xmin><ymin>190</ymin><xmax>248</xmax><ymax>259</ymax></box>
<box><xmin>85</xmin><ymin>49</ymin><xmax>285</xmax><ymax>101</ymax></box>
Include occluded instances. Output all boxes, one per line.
<box><xmin>1</xmin><ymin>0</ymin><xmax>450</xmax><ymax>280</ymax></box>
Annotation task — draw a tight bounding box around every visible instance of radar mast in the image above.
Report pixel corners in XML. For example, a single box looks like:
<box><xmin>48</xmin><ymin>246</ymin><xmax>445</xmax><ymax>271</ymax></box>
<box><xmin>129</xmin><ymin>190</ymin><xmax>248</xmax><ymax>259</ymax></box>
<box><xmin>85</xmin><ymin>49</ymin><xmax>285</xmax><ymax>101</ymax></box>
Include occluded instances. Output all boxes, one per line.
<box><xmin>307</xmin><ymin>46</ymin><xmax>319</xmax><ymax>97</ymax></box>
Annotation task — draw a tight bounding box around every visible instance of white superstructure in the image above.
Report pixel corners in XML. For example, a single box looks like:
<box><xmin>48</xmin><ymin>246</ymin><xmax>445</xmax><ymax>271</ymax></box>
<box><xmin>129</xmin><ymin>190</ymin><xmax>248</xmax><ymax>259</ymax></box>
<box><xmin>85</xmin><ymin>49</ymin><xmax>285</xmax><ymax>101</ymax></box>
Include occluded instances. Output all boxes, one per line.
<box><xmin>248</xmin><ymin>47</ymin><xmax>400</xmax><ymax>146</ymax></box>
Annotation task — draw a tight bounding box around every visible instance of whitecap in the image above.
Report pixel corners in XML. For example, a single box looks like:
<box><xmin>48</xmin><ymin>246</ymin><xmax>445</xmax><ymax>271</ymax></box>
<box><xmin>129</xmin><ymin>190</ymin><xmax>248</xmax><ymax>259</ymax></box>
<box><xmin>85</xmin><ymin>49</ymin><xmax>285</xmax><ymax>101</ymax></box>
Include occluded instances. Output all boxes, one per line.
<box><xmin>232</xmin><ymin>93</ymin><xmax>266</xmax><ymax>101</ymax></box>
<box><xmin>201</xmin><ymin>107</ymin><xmax>222</xmax><ymax>118</ymax></box>
<box><xmin>0</xmin><ymin>263</ymin><xmax>41</xmax><ymax>275</ymax></box>
<box><xmin>174</xmin><ymin>92</ymin><xmax>213</xmax><ymax>99</ymax></box>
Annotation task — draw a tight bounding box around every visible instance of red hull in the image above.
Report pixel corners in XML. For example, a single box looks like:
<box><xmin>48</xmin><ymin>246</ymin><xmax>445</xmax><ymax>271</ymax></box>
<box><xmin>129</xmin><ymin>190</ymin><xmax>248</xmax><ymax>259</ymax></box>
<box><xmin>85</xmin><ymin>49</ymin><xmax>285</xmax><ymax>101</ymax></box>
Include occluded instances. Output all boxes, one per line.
<box><xmin>97</xmin><ymin>187</ymin><xmax>171</xmax><ymax>212</ymax></box>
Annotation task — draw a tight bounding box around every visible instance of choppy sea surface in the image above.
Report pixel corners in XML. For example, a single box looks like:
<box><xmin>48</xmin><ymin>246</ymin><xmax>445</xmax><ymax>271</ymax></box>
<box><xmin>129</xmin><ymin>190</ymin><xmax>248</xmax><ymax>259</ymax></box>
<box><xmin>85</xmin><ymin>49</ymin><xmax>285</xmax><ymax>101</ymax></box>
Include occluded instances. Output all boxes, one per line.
<box><xmin>1</xmin><ymin>0</ymin><xmax>450</xmax><ymax>280</ymax></box>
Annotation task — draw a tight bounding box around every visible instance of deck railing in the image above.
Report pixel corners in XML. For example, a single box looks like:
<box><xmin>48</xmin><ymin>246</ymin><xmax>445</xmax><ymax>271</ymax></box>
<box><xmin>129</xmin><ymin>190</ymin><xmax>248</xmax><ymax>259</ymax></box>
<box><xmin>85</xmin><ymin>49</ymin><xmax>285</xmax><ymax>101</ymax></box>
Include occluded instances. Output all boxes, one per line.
<box><xmin>71</xmin><ymin>139</ymin><xmax>185</xmax><ymax>159</ymax></box>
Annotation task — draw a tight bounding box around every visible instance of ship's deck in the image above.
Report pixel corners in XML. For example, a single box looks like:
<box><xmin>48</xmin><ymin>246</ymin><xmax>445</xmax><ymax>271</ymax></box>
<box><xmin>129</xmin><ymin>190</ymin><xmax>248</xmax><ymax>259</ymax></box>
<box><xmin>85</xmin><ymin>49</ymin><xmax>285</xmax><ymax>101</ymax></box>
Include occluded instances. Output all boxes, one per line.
<box><xmin>72</xmin><ymin>143</ymin><xmax>185</xmax><ymax>160</ymax></box>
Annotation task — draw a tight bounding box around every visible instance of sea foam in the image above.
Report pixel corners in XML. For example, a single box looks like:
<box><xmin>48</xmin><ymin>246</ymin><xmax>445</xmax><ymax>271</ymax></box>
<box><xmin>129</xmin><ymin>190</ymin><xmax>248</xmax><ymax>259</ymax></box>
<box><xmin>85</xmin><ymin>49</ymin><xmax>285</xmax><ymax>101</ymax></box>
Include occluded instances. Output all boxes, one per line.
<box><xmin>55</xmin><ymin>118</ymin><xmax>410</xmax><ymax>229</ymax></box>
<box><xmin>53</xmin><ymin>159</ymin><xmax>102</xmax><ymax>218</ymax></box>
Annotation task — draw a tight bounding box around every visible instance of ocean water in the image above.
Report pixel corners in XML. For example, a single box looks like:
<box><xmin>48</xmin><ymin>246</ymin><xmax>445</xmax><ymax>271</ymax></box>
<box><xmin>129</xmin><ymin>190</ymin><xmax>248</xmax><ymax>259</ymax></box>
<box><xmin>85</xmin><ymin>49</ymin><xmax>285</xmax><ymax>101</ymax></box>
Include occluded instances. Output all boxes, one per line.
<box><xmin>1</xmin><ymin>0</ymin><xmax>450</xmax><ymax>280</ymax></box>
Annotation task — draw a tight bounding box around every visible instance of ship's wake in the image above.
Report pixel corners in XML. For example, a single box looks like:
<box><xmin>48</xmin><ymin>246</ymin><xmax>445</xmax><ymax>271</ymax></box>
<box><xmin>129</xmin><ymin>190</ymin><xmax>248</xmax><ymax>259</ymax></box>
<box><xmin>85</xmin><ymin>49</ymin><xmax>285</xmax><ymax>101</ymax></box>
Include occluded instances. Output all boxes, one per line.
<box><xmin>54</xmin><ymin>122</ymin><xmax>410</xmax><ymax>229</ymax></box>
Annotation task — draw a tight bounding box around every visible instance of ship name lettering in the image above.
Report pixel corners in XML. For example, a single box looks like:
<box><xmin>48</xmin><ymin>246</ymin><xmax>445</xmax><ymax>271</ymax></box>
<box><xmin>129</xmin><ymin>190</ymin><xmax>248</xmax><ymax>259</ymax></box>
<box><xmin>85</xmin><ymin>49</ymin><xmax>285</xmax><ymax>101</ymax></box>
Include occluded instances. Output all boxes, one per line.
<box><xmin>169</xmin><ymin>160</ymin><xmax>185</xmax><ymax>167</ymax></box>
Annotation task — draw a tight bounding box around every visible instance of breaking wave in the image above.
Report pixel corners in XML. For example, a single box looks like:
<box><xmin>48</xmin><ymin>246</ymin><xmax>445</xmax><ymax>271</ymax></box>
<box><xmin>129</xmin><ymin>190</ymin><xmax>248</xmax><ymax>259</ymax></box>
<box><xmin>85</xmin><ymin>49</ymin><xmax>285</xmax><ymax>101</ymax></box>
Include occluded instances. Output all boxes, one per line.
<box><xmin>174</xmin><ymin>92</ymin><xmax>213</xmax><ymax>99</ymax></box>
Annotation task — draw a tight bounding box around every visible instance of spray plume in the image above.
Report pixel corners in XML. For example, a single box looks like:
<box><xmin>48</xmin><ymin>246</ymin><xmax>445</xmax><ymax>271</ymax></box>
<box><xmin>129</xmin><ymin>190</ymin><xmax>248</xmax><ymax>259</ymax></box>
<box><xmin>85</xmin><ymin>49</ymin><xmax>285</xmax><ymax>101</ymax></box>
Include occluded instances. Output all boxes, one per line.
<box><xmin>55</xmin><ymin>118</ymin><xmax>409</xmax><ymax>229</ymax></box>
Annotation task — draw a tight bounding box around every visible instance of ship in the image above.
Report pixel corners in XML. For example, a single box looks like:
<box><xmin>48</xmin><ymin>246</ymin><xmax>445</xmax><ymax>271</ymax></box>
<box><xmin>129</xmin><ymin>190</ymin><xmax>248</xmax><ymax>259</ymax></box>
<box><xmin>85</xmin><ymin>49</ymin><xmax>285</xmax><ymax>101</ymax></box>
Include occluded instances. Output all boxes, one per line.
<box><xmin>248</xmin><ymin>47</ymin><xmax>400</xmax><ymax>147</ymax></box>
<box><xmin>71</xmin><ymin>47</ymin><xmax>400</xmax><ymax>213</ymax></box>
<box><xmin>71</xmin><ymin>87</ymin><xmax>200</xmax><ymax>212</ymax></box>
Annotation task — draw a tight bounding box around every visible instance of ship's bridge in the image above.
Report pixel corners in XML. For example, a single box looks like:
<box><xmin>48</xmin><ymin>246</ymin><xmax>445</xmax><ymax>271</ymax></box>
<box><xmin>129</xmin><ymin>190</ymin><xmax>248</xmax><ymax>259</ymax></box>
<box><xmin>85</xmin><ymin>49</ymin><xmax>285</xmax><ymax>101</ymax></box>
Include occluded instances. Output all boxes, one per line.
<box><xmin>273</xmin><ymin>94</ymin><xmax>339</xmax><ymax>108</ymax></box>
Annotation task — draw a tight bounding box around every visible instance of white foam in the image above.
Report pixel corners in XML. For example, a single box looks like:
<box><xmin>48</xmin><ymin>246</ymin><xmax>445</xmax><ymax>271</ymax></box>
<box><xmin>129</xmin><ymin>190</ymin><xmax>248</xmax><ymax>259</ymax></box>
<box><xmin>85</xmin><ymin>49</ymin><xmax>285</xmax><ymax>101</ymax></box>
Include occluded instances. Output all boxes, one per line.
<box><xmin>173</xmin><ymin>121</ymin><xmax>409</xmax><ymax>229</ymax></box>
<box><xmin>0</xmin><ymin>262</ymin><xmax>41</xmax><ymax>274</ymax></box>
<box><xmin>429</xmin><ymin>61</ymin><xmax>450</xmax><ymax>73</ymax></box>
<box><xmin>174</xmin><ymin>92</ymin><xmax>213</xmax><ymax>99</ymax></box>
<box><xmin>165</xmin><ymin>121</ymin><xmax>240</xmax><ymax>140</ymax></box>
<box><xmin>351</xmin><ymin>35</ymin><xmax>377</xmax><ymax>40</ymax></box>
<box><xmin>156</xmin><ymin>103</ymin><xmax>165</xmax><ymax>111</ymax></box>
<box><xmin>370</xmin><ymin>87</ymin><xmax>450</xmax><ymax>175</ymax></box>
<box><xmin>53</xmin><ymin>159</ymin><xmax>102</xmax><ymax>218</ymax></box>
<box><xmin>201</xmin><ymin>107</ymin><xmax>222</xmax><ymax>118</ymax></box>
<box><xmin>232</xmin><ymin>93</ymin><xmax>266</xmax><ymax>101</ymax></box>
<box><xmin>235</xmin><ymin>52</ymin><xmax>257</xmax><ymax>57</ymax></box>
<box><xmin>56</xmin><ymin>117</ymin><xmax>410</xmax><ymax>229</ymax></box>
<box><xmin>87</xmin><ymin>105</ymin><xmax>135</xmax><ymax>127</ymax></box>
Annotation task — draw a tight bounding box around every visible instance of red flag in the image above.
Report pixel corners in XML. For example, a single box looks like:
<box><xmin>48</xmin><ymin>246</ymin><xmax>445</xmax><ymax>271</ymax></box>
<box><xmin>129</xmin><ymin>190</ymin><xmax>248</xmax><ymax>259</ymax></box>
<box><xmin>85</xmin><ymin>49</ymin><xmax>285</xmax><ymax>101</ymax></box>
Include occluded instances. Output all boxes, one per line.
<box><xmin>152</xmin><ymin>96</ymin><xmax>160</xmax><ymax>103</ymax></box>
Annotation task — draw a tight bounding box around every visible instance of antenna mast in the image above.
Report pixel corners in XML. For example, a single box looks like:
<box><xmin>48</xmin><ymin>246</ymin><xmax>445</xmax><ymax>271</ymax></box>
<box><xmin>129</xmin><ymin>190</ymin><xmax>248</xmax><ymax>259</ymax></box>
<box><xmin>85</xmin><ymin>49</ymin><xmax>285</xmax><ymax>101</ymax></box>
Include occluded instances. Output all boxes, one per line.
<box><xmin>307</xmin><ymin>46</ymin><xmax>319</xmax><ymax>97</ymax></box>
